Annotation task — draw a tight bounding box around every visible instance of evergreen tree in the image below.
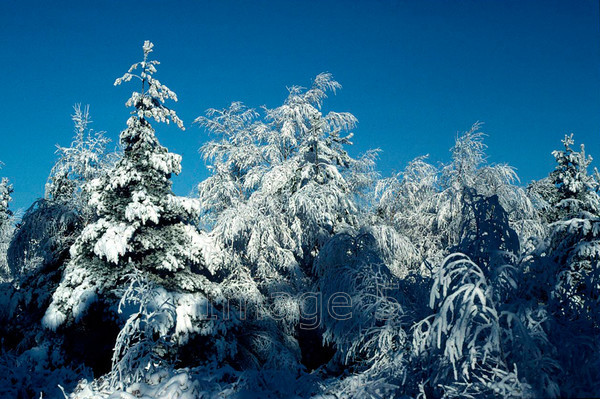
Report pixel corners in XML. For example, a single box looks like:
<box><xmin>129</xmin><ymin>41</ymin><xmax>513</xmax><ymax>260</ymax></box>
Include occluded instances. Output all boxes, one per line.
<box><xmin>375</xmin><ymin>155</ymin><xmax>447</xmax><ymax>273</ymax></box>
<box><xmin>42</xmin><ymin>42</ymin><xmax>232</xmax><ymax>372</ymax></box>
<box><xmin>539</xmin><ymin>214</ymin><xmax>600</xmax><ymax>396</ymax></box>
<box><xmin>196</xmin><ymin>101</ymin><xmax>265</xmax><ymax>225</ymax></box>
<box><xmin>194</xmin><ymin>74</ymin><xmax>381</xmax><ymax>373</ymax></box>
<box><xmin>529</xmin><ymin>135</ymin><xmax>600</xmax><ymax>223</ymax></box>
<box><xmin>262</xmin><ymin>74</ymin><xmax>378</xmax><ymax>268</ymax></box>
<box><xmin>526</xmin><ymin>135</ymin><xmax>600</xmax><ymax>324</ymax></box>
<box><xmin>547</xmin><ymin>134</ymin><xmax>598</xmax><ymax>220</ymax></box>
<box><xmin>439</xmin><ymin>124</ymin><xmax>535</xmax><ymax>258</ymax></box>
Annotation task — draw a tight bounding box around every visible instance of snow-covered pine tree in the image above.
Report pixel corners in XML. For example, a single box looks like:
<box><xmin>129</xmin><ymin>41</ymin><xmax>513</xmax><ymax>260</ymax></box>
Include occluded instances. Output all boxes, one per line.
<box><xmin>545</xmin><ymin>134</ymin><xmax>599</xmax><ymax>221</ymax></box>
<box><xmin>0</xmin><ymin>177</ymin><xmax>11</xmax><ymax>226</ymax></box>
<box><xmin>375</xmin><ymin>156</ymin><xmax>445</xmax><ymax>274</ymax></box>
<box><xmin>527</xmin><ymin>136</ymin><xmax>600</xmax><ymax>321</ymax></box>
<box><xmin>43</xmin><ymin>42</ymin><xmax>233</xmax><ymax>374</ymax></box>
<box><xmin>439</xmin><ymin>124</ymin><xmax>538</xmax><ymax>261</ymax></box>
<box><xmin>264</xmin><ymin>76</ymin><xmax>378</xmax><ymax>266</ymax></box>
<box><xmin>542</xmin><ymin>217</ymin><xmax>600</xmax><ymax>397</ymax></box>
<box><xmin>202</xmin><ymin>79</ymin><xmax>372</xmax><ymax>294</ymax></box>
<box><xmin>534</xmin><ymin>136</ymin><xmax>600</xmax><ymax>396</ymax></box>
<box><xmin>196</xmin><ymin>102</ymin><xmax>305</xmax><ymax>370</ymax></box>
<box><xmin>0</xmin><ymin>161</ymin><xmax>97</xmax><ymax>398</ymax></box>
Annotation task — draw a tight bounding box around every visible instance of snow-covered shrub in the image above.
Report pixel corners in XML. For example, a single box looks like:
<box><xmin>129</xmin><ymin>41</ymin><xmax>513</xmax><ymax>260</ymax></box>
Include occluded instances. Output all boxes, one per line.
<box><xmin>0</xmin><ymin>342</ymin><xmax>90</xmax><ymax>399</ymax></box>
<box><xmin>313</xmin><ymin>231</ymin><xmax>415</xmax><ymax>398</ymax></box>
<box><xmin>412</xmin><ymin>253</ymin><xmax>530</xmax><ymax>398</ymax></box>
<box><xmin>106</xmin><ymin>270</ymin><xmax>178</xmax><ymax>389</ymax></box>
<box><xmin>497</xmin><ymin>304</ymin><xmax>560</xmax><ymax>398</ymax></box>
<box><xmin>70</xmin><ymin>270</ymin><xmax>235</xmax><ymax>391</ymax></box>
<box><xmin>315</xmin><ymin>232</ymin><xmax>408</xmax><ymax>367</ymax></box>
<box><xmin>71</xmin><ymin>368</ymin><xmax>203</xmax><ymax>399</ymax></box>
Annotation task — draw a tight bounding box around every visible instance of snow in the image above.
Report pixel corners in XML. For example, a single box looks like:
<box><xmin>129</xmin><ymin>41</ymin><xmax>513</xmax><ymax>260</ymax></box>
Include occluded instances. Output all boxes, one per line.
<box><xmin>41</xmin><ymin>306</ymin><xmax>67</xmax><ymax>331</ymax></box>
<box><xmin>174</xmin><ymin>293</ymin><xmax>211</xmax><ymax>340</ymax></box>
<box><xmin>126</xmin><ymin>191</ymin><xmax>161</xmax><ymax>225</ymax></box>
<box><xmin>72</xmin><ymin>288</ymin><xmax>98</xmax><ymax>322</ymax></box>
<box><xmin>93</xmin><ymin>222</ymin><xmax>136</xmax><ymax>264</ymax></box>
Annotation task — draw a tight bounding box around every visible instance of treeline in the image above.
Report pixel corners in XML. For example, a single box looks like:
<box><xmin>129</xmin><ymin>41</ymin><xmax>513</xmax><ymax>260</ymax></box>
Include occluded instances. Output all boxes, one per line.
<box><xmin>0</xmin><ymin>41</ymin><xmax>598</xmax><ymax>399</ymax></box>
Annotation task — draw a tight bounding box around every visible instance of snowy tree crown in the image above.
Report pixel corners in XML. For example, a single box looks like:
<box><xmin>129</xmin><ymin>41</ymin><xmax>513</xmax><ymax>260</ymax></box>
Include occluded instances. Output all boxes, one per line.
<box><xmin>115</xmin><ymin>41</ymin><xmax>184</xmax><ymax>130</ymax></box>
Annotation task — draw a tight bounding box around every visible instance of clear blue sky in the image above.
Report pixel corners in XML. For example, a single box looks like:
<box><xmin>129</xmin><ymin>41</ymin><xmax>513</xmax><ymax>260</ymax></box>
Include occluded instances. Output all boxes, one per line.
<box><xmin>1</xmin><ymin>0</ymin><xmax>599</xmax><ymax>212</ymax></box>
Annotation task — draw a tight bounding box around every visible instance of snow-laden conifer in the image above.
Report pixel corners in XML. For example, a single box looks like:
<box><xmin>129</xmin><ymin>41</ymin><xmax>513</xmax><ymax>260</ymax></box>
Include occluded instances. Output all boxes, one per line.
<box><xmin>195</xmin><ymin>102</ymin><xmax>264</xmax><ymax>224</ymax></box>
<box><xmin>375</xmin><ymin>155</ymin><xmax>443</xmax><ymax>273</ymax></box>
<box><xmin>438</xmin><ymin>124</ymin><xmax>539</xmax><ymax>258</ymax></box>
<box><xmin>42</xmin><ymin>42</ymin><xmax>218</xmax><ymax>344</ymax></box>
<box><xmin>549</xmin><ymin>134</ymin><xmax>599</xmax><ymax>220</ymax></box>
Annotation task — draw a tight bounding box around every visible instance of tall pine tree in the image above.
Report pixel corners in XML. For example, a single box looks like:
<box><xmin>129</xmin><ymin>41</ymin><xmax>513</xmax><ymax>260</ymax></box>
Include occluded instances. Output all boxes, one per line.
<box><xmin>43</xmin><ymin>41</ymin><xmax>219</xmax><ymax>338</ymax></box>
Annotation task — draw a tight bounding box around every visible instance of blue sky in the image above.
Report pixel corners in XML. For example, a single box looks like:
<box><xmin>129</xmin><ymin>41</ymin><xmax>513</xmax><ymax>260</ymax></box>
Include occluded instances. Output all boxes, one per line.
<box><xmin>0</xmin><ymin>0</ymin><xmax>599</xmax><ymax>212</ymax></box>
